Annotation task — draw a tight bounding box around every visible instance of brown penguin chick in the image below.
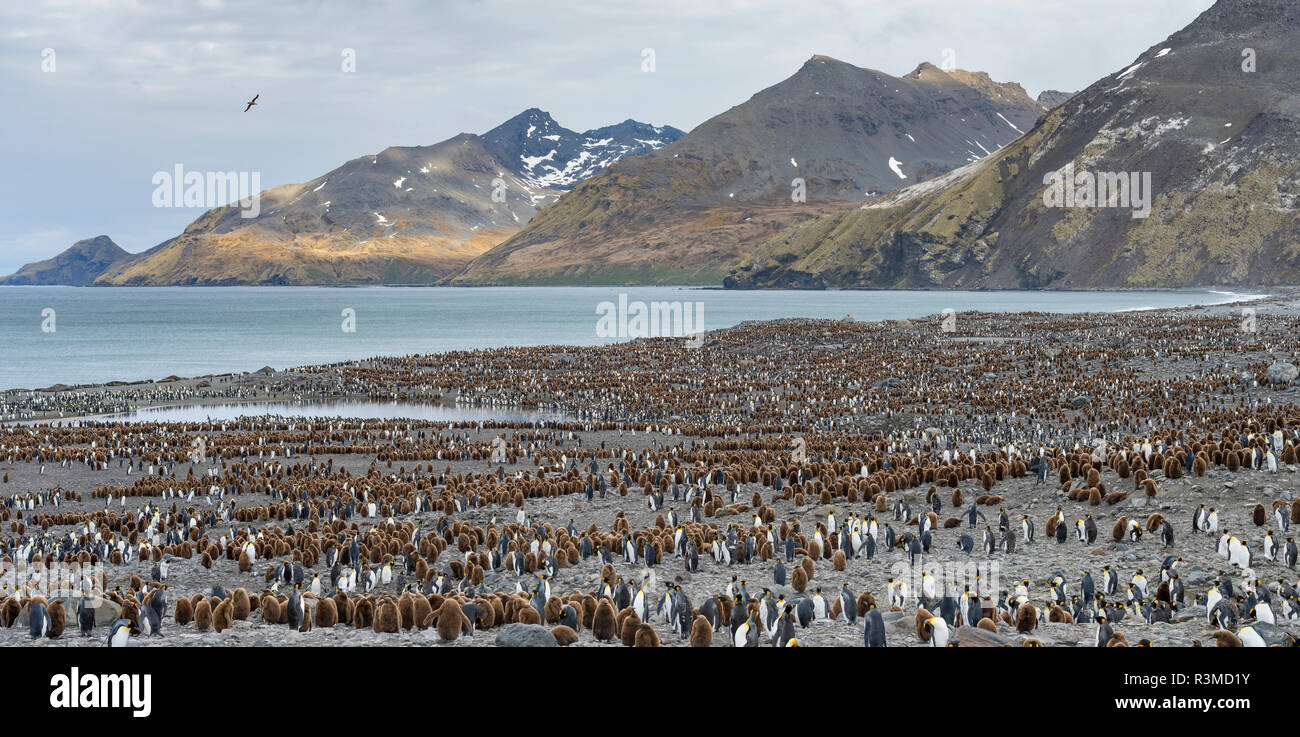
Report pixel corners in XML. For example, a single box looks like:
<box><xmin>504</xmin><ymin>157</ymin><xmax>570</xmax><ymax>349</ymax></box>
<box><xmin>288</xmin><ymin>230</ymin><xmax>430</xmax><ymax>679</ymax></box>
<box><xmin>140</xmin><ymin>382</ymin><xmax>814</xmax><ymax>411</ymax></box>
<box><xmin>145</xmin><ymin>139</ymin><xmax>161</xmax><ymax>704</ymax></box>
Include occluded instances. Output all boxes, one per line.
<box><xmin>193</xmin><ymin>599</ymin><xmax>212</xmax><ymax>631</ymax></box>
<box><xmin>619</xmin><ymin>612</ymin><xmax>642</xmax><ymax>647</ymax></box>
<box><xmin>232</xmin><ymin>589</ymin><xmax>251</xmax><ymax>620</ymax></box>
<box><xmin>1048</xmin><ymin>605</ymin><xmax>1073</xmax><ymax>624</ymax></box>
<box><xmin>855</xmin><ymin>591</ymin><xmax>875</xmax><ymax>616</ymax></box>
<box><xmin>832</xmin><ymin>550</ymin><xmax>846</xmax><ymax>571</ymax></box>
<box><xmin>614</xmin><ymin>606</ymin><xmax>633</xmax><ymax>634</ymax></box>
<box><xmin>472</xmin><ymin>597</ymin><xmax>496</xmax><ymax>630</ymax></box>
<box><xmin>373</xmin><ymin>600</ymin><xmax>400</xmax><ymax>633</ymax></box>
<box><xmin>1252</xmin><ymin>504</ymin><xmax>1266</xmax><ymax>526</ymax></box>
<box><xmin>1015</xmin><ymin>603</ymin><xmax>1038</xmax><ymax>633</ymax></box>
<box><xmin>333</xmin><ymin>592</ymin><xmax>353</xmax><ymax>625</ymax></box>
<box><xmin>315</xmin><ymin>597</ymin><xmax>338</xmax><ymax>628</ymax></box>
<box><xmin>1045</xmin><ymin>516</ymin><xmax>1059</xmax><ymax>537</ymax></box>
<box><xmin>397</xmin><ymin>592</ymin><xmax>416</xmax><ymax>630</ymax></box>
<box><xmin>299</xmin><ymin>601</ymin><xmax>312</xmax><ymax>633</ymax></box>
<box><xmin>237</xmin><ymin>551</ymin><xmax>252</xmax><ymax>573</ymax></box>
<box><xmin>791</xmin><ymin>565</ymin><xmax>809</xmax><ymax>593</ymax></box>
<box><xmin>688</xmin><ymin>615</ymin><xmax>713</xmax><ymax>647</ymax></box>
<box><xmin>592</xmin><ymin>599</ymin><xmax>618</xmax><ymax>641</ymax></box>
<box><xmin>915</xmin><ymin>607</ymin><xmax>934</xmax><ymax>641</ymax></box>
<box><xmin>1</xmin><ymin>596</ymin><xmax>20</xmax><ymax>627</ymax></box>
<box><xmin>212</xmin><ymin>599</ymin><xmax>233</xmax><ymax>633</ymax></box>
<box><xmin>352</xmin><ymin>598</ymin><xmax>373</xmax><ymax>629</ymax></box>
<box><xmin>799</xmin><ymin>557</ymin><xmax>814</xmax><ymax>580</ymax></box>
<box><xmin>580</xmin><ymin>596</ymin><xmax>598</xmax><ymax>628</ymax></box>
<box><xmin>516</xmin><ymin>604</ymin><xmax>541</xmax><ymax>625</ymax></box>
<box><xmin>977</xmin><ymin>617</ymin><xmax>997</xmax><ymax>633</ymax></box>
<box><xmin>1111</xmin><ymin>516</ymin><xmax>1128</xmax><ymax>542</ymax></box>
<box><xmin>411</xmin><ymin>593</ymin><xmax>433</xmax><ymax>630</ymax></box>
<box><xmin>1141</xmin><ymin>479</ymin><xmax>1158</xmax><ymax>498</ymax></box>
<box><xmin>1088</xmin><ymin>488</ymin><xmax>1102</xmax><ymax>506</ymax></box>
<box><xmin>1211</xmin><ymin>629</ymin><xmax>1242</xmax><ymax>647</ymax></box>
<box><xmin>633</xmin><ymin>623</ymin><xmax>660</xmax><ymax>647</ymax></box>
<box><xmin>174</xmin><ymin>596</ymin><xmax>193</xmax><ymax>626</ymax></box>
<box><xmin>551</xmin><ymin>625</ymin><xmax>579</xmax><ymax>646</ymax></box>
<box><xmin>1145</xmin><ymin>513</ymin><xmax>1164</xmax><ymax>532</ymax></box>
<box><xmin>1106</xmin><ymin>632</ymin><xmax>1129</xmax><ymax>647</ymax></box>
<box><xmin>260</xmin><ymin>595</ymin><xmax>281</xmax><ymax>625</ymax></box>
<box><xmin>544</xmin><ymin>597</ymin><xmax>563</xmax><ymax>624</ymax></box>
<box><xmin>47</xmin><ymin>600</ymin><xmax>66</xmax><ymax>638</ymax></box>
<box><xmin>435</xmin><ymin>598</ymin><xmax>464</xmax><ymax>641</ymax></box>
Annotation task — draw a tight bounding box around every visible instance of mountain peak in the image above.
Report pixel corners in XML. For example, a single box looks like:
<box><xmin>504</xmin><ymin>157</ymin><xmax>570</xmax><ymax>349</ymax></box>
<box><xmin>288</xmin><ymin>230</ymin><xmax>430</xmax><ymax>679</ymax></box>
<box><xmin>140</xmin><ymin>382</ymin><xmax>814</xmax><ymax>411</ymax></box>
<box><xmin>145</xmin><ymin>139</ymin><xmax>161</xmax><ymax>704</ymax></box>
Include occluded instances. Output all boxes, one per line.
<box><xmin>904</xmin><ymin>61</ymin><xmax>946</xmax><ymax>78</ymax></box>
<box><xmin>0</xmin><ymin>235</ymin><xmax>131</xmax><ymax>286</ymax></box>
<box><xmin>483</xmin><ymin>108</ymin><xmax>566</xmax><ymax>141</ymax></box>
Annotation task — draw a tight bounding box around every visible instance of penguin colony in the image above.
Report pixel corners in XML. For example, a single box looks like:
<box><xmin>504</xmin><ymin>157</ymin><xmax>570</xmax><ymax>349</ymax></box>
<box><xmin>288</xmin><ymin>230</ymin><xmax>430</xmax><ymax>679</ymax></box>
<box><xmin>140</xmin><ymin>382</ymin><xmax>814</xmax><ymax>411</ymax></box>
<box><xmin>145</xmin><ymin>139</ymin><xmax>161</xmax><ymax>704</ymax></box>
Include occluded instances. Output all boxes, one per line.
<box><xmin>2</xmin><ymin>304</ymin><xmax>1300</xmax><ymax>647</ymax></box>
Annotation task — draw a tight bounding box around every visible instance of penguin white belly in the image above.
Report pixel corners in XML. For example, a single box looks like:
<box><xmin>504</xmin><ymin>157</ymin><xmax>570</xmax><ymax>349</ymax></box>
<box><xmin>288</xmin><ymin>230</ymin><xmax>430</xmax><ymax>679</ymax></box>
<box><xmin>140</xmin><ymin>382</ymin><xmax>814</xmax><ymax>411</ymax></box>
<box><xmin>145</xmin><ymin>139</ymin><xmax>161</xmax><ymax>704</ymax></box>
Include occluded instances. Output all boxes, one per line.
<box><xmin>1238</xmin><ymin>627</ymin><xmax>1267</xmax><ymax>647</ymax></box>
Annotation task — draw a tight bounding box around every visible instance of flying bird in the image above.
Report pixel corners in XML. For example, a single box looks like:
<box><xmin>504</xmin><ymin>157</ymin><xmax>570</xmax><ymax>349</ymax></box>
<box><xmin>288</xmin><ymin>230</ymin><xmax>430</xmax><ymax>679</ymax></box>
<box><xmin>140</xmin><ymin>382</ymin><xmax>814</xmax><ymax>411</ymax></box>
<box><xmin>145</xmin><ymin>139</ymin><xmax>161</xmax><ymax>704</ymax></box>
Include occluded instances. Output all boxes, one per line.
<box><xmin>243</xmin><ymin>94</ymin><xmax>259</xmax><ymax>112</ymax></box>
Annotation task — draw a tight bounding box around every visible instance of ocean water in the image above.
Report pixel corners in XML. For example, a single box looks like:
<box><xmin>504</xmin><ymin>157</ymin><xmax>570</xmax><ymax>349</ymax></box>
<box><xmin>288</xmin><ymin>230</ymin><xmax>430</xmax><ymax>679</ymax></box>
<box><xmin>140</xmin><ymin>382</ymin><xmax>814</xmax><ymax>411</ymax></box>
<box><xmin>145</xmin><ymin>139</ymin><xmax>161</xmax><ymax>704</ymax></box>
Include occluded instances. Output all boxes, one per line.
<box><xmin>0</xmin><ymin>286</ymin><xmax>1263</xmax><ymax>391</ymax></box>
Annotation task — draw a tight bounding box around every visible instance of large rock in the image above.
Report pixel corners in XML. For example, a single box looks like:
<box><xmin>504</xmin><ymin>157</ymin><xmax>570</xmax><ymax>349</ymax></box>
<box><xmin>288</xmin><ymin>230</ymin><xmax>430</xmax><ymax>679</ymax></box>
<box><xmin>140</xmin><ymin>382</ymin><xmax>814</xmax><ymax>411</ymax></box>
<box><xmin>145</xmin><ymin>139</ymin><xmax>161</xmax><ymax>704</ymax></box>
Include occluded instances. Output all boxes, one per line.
<box><xmin>811</xmin><ymin>504</ymin><xmax>847</xmax><ymax>520</ymax></box>
<box><xmin>882</xmin><ymin>610</ymin><xmax>911</xmax><ymax>634</ymax></box>
<box><xmin>1266</xmin><ymin>361</ymin><xmax>1298</xmax><ymax>385</ymax></box>
<box><xmin>494</xmin><ymin>623</ymin><xmax>557</xmax><ymax>647</ymax></box>
<box><xmin>951</xmin><ymin>626</ymin><xmax>1017</xmax><ymax>647</ymax></box>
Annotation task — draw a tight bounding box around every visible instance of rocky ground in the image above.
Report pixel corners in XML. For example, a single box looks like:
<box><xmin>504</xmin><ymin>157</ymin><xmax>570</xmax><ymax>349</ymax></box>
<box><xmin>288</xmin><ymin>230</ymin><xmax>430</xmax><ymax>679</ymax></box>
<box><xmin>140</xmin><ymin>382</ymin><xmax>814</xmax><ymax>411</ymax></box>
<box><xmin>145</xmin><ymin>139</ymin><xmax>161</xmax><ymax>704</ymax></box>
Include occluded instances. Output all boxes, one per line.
<box><xmin>2</xmin><ymin>425</ymin><xmax>1295</xmax><ymax>648</ymax></box>
<box><xmin>4</xmin><ymin>294</ymin><xmax>1300</xmax><ymax>647</ymax></box>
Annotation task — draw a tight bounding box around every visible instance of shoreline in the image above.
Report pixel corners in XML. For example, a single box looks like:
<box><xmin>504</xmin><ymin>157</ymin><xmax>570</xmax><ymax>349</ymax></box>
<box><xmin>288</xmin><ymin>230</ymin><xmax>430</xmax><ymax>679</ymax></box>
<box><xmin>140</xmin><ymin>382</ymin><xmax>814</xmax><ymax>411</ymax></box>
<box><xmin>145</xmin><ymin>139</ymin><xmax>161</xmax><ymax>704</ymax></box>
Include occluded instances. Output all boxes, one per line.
<box><xmin>0</xmin><ymin>289</ymin><xmax>1287</xmax><ymax>408</ymax></box>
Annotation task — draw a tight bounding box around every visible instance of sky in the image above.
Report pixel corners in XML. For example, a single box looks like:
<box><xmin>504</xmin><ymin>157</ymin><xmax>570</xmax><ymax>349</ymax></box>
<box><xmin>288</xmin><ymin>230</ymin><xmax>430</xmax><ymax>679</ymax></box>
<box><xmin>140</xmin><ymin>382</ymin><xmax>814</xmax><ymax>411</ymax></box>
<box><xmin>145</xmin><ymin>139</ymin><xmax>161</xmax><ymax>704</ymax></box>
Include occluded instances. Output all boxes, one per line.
<box><xmin>0</xmin><ymin>0</ymin><xmax>1217</xmax><ymax>273</ymax></box>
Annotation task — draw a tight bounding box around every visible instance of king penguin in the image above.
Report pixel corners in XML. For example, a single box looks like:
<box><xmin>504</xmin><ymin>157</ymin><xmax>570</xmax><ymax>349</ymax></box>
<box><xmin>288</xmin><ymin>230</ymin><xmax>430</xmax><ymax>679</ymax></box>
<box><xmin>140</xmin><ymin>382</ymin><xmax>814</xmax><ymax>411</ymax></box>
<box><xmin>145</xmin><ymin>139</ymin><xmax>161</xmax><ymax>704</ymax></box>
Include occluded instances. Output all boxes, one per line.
<box><xmin>923</xmin><ymin>616</ymin><xmax>950</xmax><ymax>647</ymax></box>
<box><xmin>863</xmin><ymin>604</ymin><xmax>886</xmax><ymax>647</ymax></box>
<box><xmin>838</xmin><ymin>584</ymin><xmax>857</xmax><ymax>624</ymax></box>
<box><xmin>1094</xmin><ymin>614</ymin><xmax>1113</xmax><ymax>647</ymax></box>
<box><xmin>772</xmin><ymin>604</ymin><xmax>796</xmax><ymax>647</ymax></box>
<box><xmin>28</xmin><ymin>601</ymin><xmax>51</xmax><ymax>639</ymax></box>
<box><xmin>139</xmin><ymin>602</ymin><xmax>161</xmax><ymax>636</ymax></box>
<box><xmin>107</xmin><ymin>618</ymin><xmax>133</xmax><ymax>647</ymax></box>
<box><xmin>77</xmin><ymin>595</ymin><xmax>96</xmax><ymax>637</ymax></box>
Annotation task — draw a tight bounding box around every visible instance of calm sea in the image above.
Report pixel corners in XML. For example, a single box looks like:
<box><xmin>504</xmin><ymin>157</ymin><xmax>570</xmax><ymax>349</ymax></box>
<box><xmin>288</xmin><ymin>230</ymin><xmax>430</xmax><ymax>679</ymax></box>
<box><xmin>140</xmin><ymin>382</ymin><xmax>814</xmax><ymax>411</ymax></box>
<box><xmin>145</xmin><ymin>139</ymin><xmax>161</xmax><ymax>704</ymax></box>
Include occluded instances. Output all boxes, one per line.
<box><xmin>0</xmin><ymin>286</ymin><xmax>1263</xmax><ymax>391</ymax></box>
